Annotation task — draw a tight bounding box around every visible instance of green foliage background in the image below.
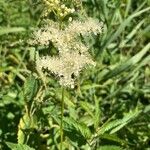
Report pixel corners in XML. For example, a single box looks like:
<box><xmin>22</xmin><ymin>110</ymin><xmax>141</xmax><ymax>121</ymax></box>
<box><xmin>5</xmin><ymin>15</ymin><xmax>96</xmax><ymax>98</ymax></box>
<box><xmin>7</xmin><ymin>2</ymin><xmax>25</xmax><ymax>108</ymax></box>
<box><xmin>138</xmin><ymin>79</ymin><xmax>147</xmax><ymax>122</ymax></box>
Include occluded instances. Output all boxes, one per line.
<box><xmin>0</xmin><ymin>0</ymin><xmax>150</xmax><ymax>149</ymax></box>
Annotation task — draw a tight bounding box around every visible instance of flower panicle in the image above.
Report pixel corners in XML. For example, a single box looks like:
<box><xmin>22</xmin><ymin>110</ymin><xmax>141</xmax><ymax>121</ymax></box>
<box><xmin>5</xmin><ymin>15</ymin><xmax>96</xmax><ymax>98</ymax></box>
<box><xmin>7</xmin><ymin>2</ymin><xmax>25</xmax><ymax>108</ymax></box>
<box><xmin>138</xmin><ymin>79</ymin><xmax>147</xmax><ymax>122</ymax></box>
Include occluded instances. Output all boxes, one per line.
<box><xmin>33</xmin><ymin>17</ymin><xmax>103</xmax><ymax>88</ymax></box>
<box><xmin>36</xmin><ymin>51</ymin><xmax>95</xmax><ymax>88</ymax></box>
<box><xmin>65</xmin><ymin>17</ymin><xmax>103</xmax><ymax>36</ymax></box>
<box><xmin>31</xmin><ymin>18</ymin><xmax>103</xmax><ymax>48</ymax></box>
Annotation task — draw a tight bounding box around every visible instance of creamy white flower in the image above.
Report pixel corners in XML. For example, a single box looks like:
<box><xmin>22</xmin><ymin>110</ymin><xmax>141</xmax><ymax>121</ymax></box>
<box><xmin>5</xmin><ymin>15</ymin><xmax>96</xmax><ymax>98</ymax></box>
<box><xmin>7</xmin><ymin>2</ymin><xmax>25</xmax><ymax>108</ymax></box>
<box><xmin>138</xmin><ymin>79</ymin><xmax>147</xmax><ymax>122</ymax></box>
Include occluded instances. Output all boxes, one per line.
<box><xmin>65</xmin><ymin>18</ymin><xmax>103</xmax><ymax>37</ymax></box>
<box><xmin>32</xmin><ymin>18</ymin><xmax>103</xmax><ymax>88</ymax></box>
<box><xmin>36</xmin><ymin>51</ymin><xmax>95</xmax><ymax>88</ymax></box>
<box><xmin>32</xmin><ymin>18</ymin><xmax>103</xmax><ymax>53</ymax></box>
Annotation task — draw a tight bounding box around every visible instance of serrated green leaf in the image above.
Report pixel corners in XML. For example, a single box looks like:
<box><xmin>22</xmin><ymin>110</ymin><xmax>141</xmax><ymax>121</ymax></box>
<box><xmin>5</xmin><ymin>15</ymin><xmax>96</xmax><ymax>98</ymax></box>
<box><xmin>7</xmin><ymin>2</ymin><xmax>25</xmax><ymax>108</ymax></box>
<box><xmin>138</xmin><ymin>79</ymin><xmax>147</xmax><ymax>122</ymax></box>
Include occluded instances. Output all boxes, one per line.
<box><xmin>24</xmin><ymin>75</ymin><xmax>39</xmax><ymax>102</ymax></box>
<box><xmin>17</xmin><ymin>113</ymin><xmax>38</xmax><ymax>144</ymax></box>
<box><xmin>98</xmin><ymin>107</ymin><xmax>141</xmax><ymax>135</ymax></box>
<box><xmin>6</xmin><ymin>142</ymin><xmax>35</xmax><ymax>150</ymax></box>
<box><xmin>64</xmin><ymin>117</ymin><xmax>92</xmax><ymax>139</ymax></box>
<box><xmin>79</xmin><ymin>101</ymin><xmax>94</xmax><ymax>118</ymax></box>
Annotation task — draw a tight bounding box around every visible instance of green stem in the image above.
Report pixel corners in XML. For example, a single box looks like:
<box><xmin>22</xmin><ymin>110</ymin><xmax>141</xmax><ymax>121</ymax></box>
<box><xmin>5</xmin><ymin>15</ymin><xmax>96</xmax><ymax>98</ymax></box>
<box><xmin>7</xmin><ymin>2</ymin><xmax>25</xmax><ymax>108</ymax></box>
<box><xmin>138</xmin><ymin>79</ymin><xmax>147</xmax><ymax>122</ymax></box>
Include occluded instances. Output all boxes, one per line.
<box><xmin>60</xmin><ymin>87</ymin><xmax>64</xmax><ymax>150</ymax></box>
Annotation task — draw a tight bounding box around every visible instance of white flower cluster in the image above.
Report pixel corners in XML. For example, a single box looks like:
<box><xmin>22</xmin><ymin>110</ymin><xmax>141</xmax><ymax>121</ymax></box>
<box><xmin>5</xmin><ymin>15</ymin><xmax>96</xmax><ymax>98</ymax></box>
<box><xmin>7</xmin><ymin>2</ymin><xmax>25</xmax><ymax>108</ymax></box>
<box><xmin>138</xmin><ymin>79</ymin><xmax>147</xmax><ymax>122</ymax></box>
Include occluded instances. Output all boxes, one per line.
<box><xmin>34</xmin><ymin>18</ymin><xmax>103</xmax><ymax>88</ymax></box>
<box><xmin>36</xmin><ymin>51</ymin><xmax>96</xmax><ymax>88</ymax></box>
<box><xmin>66</xmin><ymin>18</ymin><xmax>103</xmax><ymax>36</ymax></box>
<box><xmin>33</xmin><ymin>18</ymin><xmax>103</xmax><ymax>53</ymax></box>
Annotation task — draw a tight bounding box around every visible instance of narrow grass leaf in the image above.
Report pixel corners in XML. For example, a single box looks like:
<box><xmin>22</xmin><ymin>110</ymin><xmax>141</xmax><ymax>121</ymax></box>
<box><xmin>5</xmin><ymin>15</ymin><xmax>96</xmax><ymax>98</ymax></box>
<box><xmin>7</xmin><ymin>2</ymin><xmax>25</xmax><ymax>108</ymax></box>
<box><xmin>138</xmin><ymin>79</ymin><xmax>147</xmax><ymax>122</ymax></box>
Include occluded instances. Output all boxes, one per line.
<box><xmin>97</xmin><ymin>145</ymin><xmax>124</xmax><ymax>150</ymax></box>
<box><xmin>98</xmin><ymin>7</ymin><xmax>150</xmax><ymax>55</ymax></box>
<box><xmin>100</xmin><ymin>133</ymin><xmax>126</xmax><ymax>145</ymax></box>
<box><xmin>0</xmin><ymin>27</ymin><xmax>26</xmax><ymax>35</ymax></box>
<box><xmin>120</xmin><ymin>19</ymin><xmax>145</xmax><ymax>47</ymax></box>
<box><xmin>102</xmin><ymin>43</ymin><xmax>150</xmax><ymax>80</ymax></box>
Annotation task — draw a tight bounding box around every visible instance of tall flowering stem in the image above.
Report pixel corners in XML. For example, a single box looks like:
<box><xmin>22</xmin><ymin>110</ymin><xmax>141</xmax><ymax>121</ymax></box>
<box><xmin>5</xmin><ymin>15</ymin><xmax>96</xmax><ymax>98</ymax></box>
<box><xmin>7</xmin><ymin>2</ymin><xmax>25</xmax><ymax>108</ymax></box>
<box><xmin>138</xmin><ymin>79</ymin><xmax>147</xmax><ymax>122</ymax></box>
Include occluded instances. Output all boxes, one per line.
<box><xmin>31</xmin><ymin>1</ymin><xmax>103</xmax><ymax>149</ymax></box>
<box><xmin>60</xmin><ymin>87</ymin><xmax>64</xmax><ymax>150</ymax></box>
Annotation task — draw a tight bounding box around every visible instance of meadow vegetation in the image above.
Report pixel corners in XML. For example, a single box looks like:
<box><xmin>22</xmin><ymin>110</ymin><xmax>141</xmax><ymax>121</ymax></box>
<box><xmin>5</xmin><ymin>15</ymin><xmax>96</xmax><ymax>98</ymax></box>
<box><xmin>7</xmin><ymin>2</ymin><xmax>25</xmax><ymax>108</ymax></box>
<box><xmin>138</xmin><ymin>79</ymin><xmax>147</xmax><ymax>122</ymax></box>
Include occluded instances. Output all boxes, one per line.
<box><xmin>0</xmin><ymin>0</ymin><xmax>150</xmax><ymax>149</ymax></box>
